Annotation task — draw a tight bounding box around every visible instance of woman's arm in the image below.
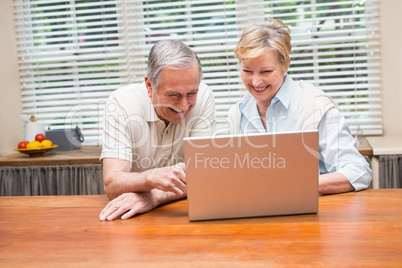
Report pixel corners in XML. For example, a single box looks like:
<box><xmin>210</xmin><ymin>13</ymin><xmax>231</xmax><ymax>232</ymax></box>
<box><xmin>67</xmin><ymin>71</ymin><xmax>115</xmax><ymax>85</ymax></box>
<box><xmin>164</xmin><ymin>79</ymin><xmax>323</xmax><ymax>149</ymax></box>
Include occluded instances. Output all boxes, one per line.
<box><xmin>319</xmin><ymin>172</ymin><xmax>354</xmax><ymax>194</ymax></box>
<box><xmin>318</xmin><ymin>108</ymin><xmax>372</xmax><ymax>194</ymax></box>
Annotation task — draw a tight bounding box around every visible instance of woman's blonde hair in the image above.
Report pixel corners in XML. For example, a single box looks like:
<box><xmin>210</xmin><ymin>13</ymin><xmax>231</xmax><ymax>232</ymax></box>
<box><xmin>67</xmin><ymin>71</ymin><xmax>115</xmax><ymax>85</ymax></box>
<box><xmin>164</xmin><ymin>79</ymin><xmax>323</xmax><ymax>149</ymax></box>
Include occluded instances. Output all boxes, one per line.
<box><xmin>234</xmin><ymin>19</ymin><xmax>291</xmax><ymax>72</ymax></box>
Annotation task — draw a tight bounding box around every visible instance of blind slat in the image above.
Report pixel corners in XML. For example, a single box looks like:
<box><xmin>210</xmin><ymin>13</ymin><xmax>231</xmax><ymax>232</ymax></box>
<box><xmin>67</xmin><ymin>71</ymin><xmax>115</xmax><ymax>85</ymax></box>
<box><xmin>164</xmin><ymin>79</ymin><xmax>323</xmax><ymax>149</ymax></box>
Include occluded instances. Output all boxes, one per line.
<box><xmin>14</xmin><ymin>0</ymin><xmax>382</xmax><ymax>140</ymax></box>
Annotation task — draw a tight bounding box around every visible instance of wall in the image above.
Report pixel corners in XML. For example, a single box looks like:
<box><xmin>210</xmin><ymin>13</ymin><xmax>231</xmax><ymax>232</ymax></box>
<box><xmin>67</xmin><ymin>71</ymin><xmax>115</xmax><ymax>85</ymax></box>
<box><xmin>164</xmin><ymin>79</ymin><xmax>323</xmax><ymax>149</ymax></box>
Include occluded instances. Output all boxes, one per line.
<box><xmin>379</xmin><ymin>0</ymin><xmax>402</xmax><ymax>136</ymax></box>
<box><xmin>0</xmin><ymin>1</ymin><xmax>24</xmax><ymax>156</ymax></box>
<box><xmin>0</xmin><ymin>1</ymin><xmax>401</xmax><ymax>157</ymax></box>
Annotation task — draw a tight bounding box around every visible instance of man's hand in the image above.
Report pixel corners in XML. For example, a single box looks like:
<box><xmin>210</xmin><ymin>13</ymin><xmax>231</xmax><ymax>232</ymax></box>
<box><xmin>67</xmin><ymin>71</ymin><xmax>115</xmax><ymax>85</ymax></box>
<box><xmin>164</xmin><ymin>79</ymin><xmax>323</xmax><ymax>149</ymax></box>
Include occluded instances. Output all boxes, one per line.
<box><xmin>144</xmin><ymin>162</ymin><xmax>186</xmax><ymax>196</ymax></box>
<box><xmin>99</xmin><ymin>192</ymin><xmax>157</xmax><ymax>221</ymax></box>
<box><xmin>103</xmin><ymin>159</ymin><xmax>187</xmax><ymax>200</ymax></box>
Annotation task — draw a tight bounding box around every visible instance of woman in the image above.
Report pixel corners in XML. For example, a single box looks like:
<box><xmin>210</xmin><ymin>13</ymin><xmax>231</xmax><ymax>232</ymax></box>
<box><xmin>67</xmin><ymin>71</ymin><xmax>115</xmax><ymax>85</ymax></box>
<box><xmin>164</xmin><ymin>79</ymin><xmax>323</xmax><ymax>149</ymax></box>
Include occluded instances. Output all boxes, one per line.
<box><xmin>227</xmin><ymin>19</ymin><xmax>372</xmax><ymax>194</ymax></box>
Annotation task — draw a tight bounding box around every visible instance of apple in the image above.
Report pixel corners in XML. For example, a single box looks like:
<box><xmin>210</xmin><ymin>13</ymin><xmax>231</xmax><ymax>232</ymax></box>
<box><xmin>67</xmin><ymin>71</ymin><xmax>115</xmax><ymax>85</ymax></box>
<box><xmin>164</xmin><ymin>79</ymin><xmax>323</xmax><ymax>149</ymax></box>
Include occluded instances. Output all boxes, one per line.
<box><xmin>18</xmin><ymin>141</ymin><xmax>29</xmax><ymax>149</ymax></box>
<box><xmin>35</xmin><ymin>133</ymin><xmax>46</xmax><ymax>142</ymax></box>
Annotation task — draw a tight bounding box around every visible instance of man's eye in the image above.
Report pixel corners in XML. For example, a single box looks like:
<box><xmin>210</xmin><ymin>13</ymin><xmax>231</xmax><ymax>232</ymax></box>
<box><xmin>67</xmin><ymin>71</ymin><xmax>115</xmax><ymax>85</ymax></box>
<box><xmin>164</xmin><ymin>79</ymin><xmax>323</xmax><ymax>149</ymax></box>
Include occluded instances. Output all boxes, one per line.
<box><xmin>263</xmin><ymin>70</ymin><xmax>273</xmax><ymax>73</ymax></box>
<box><xmin>243</xmin><ymin>70</ymin><xmax>252</xmax><ymax>73</ymax></box>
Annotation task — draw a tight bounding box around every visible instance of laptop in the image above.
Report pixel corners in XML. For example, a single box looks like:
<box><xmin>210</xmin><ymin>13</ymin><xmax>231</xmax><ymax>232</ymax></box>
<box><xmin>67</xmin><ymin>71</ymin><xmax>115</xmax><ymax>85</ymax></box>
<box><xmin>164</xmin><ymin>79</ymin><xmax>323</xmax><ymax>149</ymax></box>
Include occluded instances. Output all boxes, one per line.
<box><xmin>183</xmin><ymin>130</ymin><xmax>319</xmax><ymax>221</ymax></box>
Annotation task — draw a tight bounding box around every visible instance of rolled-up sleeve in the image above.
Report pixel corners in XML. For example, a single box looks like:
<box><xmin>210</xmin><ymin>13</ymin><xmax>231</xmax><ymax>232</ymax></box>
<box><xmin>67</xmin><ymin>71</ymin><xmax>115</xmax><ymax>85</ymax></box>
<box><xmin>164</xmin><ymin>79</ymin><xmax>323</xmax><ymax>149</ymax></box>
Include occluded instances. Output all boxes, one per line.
<box><xmin>318</xmin><ymin>108</ymin><xmax>372</xmax><ymax>191</ymax></box>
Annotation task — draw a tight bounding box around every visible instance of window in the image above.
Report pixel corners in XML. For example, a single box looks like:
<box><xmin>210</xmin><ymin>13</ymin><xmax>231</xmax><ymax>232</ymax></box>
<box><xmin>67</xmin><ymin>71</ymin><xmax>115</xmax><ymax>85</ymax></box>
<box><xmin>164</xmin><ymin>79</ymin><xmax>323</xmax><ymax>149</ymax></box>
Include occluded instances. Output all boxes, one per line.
<box><xmin>14</xmin><ymin>0</ymin><xmax>123</xmax><ymax>145</ymax></box>
<box><xmin>13</xmin><ymin>0</ymin><xmax>381</xmax><ymax>145</ymax></box>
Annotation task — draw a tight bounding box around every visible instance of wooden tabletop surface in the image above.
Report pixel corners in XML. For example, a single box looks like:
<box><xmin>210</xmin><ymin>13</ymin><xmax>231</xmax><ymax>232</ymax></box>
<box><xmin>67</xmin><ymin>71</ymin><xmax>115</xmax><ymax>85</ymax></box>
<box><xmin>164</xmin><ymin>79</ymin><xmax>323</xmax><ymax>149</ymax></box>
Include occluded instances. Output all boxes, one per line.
<box><xmin>0</xmin><ymin>189</ymin><xmax>401</xmax><ymax>267</ymax></box>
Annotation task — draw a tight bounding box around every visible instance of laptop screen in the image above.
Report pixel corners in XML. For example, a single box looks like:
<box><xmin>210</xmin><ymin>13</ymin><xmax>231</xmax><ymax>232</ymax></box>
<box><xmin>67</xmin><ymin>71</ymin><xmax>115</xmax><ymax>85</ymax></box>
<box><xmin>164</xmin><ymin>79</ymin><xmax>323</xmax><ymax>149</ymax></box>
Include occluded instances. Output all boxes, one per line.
<box><xmin>184</xmin><ymin>130</ymin><xmax>319</xmax><ymax>221</ymax></box>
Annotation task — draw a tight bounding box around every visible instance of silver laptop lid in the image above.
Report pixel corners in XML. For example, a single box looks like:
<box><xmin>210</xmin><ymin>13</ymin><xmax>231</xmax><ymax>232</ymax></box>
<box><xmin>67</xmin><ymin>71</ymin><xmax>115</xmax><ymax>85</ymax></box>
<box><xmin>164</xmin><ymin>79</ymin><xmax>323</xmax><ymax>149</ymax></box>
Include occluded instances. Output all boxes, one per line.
<box><xmin>184</xmin><ymin>130</ymin><xmax>319</xmax><ymax>221</ymax></box>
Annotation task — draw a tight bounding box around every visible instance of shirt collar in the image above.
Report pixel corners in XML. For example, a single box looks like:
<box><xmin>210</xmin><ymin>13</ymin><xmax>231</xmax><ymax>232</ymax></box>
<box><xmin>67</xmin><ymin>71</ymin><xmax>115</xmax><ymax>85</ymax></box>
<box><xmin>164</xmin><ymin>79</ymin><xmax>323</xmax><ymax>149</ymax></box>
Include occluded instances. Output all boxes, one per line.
<box><xmin>272</xmin><ymin>75</ymin><xmax>294</xmax><ymax>110</ymax></box>
<box><xmin>240</xmin><ymin>93</ymin><xmax>259</xmax><ymax>120</ymax></box>
<box><xmin>240</xmin><ymin>75</ymin><xmax>295</xmax><ymax>113</ymax></box>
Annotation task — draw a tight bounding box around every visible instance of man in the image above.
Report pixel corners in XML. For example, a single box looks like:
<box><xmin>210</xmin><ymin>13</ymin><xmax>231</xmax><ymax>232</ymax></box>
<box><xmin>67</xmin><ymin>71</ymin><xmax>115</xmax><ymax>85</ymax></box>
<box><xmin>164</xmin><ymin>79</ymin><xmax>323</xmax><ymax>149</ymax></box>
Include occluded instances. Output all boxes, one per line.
<box><xmin>99</xmin><ymin>40</ymin><xmax>216</xmax><ymax>221</ymax></box>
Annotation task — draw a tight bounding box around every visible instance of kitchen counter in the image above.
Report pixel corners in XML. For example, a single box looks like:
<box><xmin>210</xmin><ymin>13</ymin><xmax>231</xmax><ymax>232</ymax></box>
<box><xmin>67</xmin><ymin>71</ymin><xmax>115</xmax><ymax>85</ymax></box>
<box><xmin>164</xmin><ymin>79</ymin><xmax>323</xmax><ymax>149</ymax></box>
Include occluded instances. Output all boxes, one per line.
<box><xmin>0</xmin><ymin>146</ymin><xmax>102</xmax><ymax>166</ymax></box>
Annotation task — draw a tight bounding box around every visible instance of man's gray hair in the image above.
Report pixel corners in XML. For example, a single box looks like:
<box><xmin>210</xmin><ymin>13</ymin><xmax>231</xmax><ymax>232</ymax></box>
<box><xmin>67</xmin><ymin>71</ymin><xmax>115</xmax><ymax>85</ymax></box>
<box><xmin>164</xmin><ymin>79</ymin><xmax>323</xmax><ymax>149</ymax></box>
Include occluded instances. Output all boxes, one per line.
<box><xmin>146</xmin><ymin>40</ymin><xmax>203</xmax><ymax>90</ymax></box>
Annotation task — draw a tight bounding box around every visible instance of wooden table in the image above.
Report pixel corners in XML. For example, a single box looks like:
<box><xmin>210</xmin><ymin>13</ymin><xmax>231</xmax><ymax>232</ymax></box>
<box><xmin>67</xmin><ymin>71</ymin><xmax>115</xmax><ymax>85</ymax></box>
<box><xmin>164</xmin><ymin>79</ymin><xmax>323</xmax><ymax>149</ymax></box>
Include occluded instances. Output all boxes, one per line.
<box><xmin>1</xmin><ymin>189</ymin><xmax>401</xmax><ymax>267</ymax></box>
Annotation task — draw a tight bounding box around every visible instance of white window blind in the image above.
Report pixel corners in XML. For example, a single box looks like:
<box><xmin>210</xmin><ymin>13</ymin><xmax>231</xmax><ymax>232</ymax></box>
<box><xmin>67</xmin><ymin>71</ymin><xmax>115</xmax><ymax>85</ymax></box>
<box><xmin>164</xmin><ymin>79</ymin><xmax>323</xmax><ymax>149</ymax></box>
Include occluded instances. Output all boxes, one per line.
<box><xmin>13</xmin><ymin>0</ymin><xmax>382</xmax><ymax>145</ymax></box>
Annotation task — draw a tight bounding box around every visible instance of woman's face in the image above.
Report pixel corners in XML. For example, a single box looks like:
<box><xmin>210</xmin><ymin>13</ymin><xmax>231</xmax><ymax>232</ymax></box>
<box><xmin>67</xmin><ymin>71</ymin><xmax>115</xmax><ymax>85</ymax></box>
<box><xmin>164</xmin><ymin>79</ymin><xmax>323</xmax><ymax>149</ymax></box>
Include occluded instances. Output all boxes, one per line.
<box><xmin>240</xmin><ymin>50</ymin><xmax>287</xmax><ymax>105</ymax></box>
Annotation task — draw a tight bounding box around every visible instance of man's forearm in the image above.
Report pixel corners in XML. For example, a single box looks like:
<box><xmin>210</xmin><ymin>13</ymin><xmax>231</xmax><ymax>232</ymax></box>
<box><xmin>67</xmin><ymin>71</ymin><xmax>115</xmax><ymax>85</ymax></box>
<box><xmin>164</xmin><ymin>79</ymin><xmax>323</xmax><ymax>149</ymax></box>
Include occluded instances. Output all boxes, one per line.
<box><xmin>104</xmin><ymin>170</ymin><xmax>149</xmax><ymax>200</ymax></box>
<box><xmin>103</xmin><ymin>158</ymin><xmax>187</xmax><ymax>200</ymax></box>
<box><xmin>149</xmin><ymin>188</ymin><xmax>187</xmax><ymax>207</ymax></box>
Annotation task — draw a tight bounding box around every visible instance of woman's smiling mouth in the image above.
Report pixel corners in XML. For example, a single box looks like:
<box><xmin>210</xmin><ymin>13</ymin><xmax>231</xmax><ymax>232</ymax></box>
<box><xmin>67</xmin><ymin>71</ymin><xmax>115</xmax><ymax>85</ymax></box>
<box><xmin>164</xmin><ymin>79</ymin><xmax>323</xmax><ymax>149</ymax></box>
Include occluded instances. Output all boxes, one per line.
<box><xmin>251</xmin><ymin>85</ymin><xmax>269</xmax><ymax>93</ymax></box>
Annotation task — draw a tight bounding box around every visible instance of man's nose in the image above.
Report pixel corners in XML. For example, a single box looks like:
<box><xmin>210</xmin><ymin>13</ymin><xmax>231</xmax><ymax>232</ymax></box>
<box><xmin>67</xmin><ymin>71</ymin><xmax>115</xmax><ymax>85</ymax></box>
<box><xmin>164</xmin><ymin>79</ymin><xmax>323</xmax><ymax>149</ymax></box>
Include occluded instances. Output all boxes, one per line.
<box><xmin>176</xmin><ymin>96</ymin><xmax>189</xmax><ymax>113</ymax></box>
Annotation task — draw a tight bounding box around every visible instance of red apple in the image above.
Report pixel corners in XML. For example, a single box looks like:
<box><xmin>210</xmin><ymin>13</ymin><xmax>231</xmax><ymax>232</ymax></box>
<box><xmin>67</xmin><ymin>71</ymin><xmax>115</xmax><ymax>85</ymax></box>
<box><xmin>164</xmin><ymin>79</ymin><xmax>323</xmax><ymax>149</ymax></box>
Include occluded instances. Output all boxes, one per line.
<box><xmin>35</xmin><ymin>133</ymin><xmax>46</xmax><ymax>142</ymax></box>
<box><xmin>18</xmin><ymin>141</ymin><xmax>29</xmax><ymax>149</ymax></box>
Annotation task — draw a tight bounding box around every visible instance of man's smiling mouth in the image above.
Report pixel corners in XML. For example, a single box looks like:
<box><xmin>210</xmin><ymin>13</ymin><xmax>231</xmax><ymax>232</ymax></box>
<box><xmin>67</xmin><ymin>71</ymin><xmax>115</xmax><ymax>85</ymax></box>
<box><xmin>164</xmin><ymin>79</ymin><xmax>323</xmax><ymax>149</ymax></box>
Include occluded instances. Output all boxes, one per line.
<box><xmin>169</xmin><ymin>107</ymin><xmax>183</xmax><ymax>113</ymax></box>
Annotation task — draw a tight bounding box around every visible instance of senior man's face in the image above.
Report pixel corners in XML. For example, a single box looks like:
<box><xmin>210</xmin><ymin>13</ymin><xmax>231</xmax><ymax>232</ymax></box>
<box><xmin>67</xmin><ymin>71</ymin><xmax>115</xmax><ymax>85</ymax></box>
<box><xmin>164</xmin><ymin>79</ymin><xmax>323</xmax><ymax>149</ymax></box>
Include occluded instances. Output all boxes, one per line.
<box><xmin>146</xmin><ymin>63</ymin><xmax>199</xmax><ymax>125</ymax></box>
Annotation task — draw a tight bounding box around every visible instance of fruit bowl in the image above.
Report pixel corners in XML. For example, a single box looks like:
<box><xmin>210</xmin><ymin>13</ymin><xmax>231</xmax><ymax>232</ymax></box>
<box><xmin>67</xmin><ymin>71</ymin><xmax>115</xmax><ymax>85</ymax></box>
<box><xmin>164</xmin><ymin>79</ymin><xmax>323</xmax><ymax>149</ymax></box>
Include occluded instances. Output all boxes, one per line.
<box><xmin>15</xmin><ymin>145</ymin><xmax>58</xmax><ymax>157</ymax></box>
